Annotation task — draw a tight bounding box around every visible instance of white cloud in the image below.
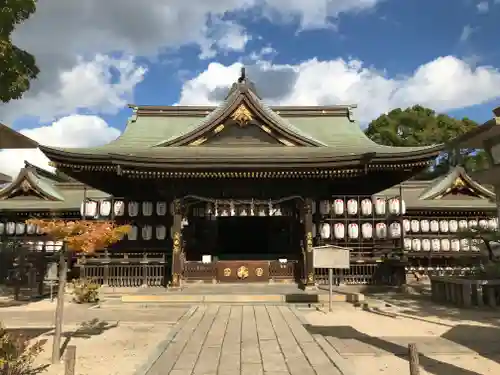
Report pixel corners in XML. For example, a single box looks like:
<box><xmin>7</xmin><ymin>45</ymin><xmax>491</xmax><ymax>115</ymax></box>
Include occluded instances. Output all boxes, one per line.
<box><xmin>476</xmin><ymin>1</ymin><xmax>489</xmax><ymax>13</ymax></box>
<box><xmin>199</xmin><ymin>20</ymin><xmax>252</xmax><ymax>59</ymax></box>
<box><xmin>0</xmin><ymin>116</ymin><xmax>121</xmax><ymax>177</ymax></box>
<box><xmin>178</xmin><ymin>56</ymin><xmax>500</xmax><ymax>123</ymax></box>
<box><xmin>3</xmin><ymin>55</ymin><xmax>146</xmax><ymax>123</ymax></box>
<box><xmin>459</xmin><ymin>25</ymin><xmax>474</xmax><ymax>42</ymax></box>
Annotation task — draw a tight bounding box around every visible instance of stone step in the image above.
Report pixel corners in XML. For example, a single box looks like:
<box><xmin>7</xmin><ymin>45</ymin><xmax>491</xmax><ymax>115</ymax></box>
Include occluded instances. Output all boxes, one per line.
<box><xmin>100</xmin><ymin>292</ymin><xmax>358</xmax><ymax>304</ymax></box>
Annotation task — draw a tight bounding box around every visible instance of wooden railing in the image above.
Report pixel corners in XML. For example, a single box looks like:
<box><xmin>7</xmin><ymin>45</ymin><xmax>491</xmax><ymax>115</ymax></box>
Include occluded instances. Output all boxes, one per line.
<box><xmin>315</xmin><ymin>263</ymin><xmax>383</xmax><ymax>285</ymax></box>
<box><xmin>80</xmin><ymin>263</ymin><xmax>166</xmax><ymax>287</ymax></box>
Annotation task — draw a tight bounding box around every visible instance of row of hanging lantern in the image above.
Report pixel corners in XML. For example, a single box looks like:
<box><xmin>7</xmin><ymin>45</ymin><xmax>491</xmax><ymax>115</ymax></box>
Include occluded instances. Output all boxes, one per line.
<box><xmin>80</xmin><ymin>200</ymin><xmax>169</xmax><ymax>218</ymax></box>
<box><xmin>201</xmin><ymin>201</ymin><xmax>285</xmax><ymax>217</ymax></box>
<box><xmin>403</xmin><ymin>218</ymin><xmax>498</xmax><ymax>233</ymax></box>
<box><xmin>403</xmin><ymin>237</ymin><xmax>482</xmax><ymax>252</ymax></box>
<box><xmin>124</xmin><ymin>225</ymin><xmax>168</xmax><ymax>241</ymax></box>
<box><xmin>23</xmin><ymin>240</ymin><xmax>64</xmax><ymax>252</ymax></box>
<box><xmin>314</xmin><ymin>197</ymin><xmax>406</xmax><ymax>217</ymax></box>
<box><xmin>0</xmin><ymin>222</ymin><xmax>42</xmax><ymax>236</ymax></box>
<box><xmin>406</xmin><ymin>266</ymin><xmax>473</xmax><ymax>274</ymax></box>
<box><xmin>313</xmin><ymin>222</ymin><xmax>401</xmax><ymax>239</ymax></box>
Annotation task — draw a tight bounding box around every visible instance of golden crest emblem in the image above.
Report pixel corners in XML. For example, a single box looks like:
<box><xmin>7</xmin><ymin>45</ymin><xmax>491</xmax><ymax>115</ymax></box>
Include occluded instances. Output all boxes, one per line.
<box><xmin>223</xmin><ymin>268</ymin><xmax>232</xmax><ymax>277</ymax></box>
<box><xmin>237</xmin><ymin>266</ymin><xmax>249</xmax><ymax>279</ymax></box>
<box><xmin>255</xmin><ymin>267</ymin><xmax>264</xmax><ymax>277</ymax></box>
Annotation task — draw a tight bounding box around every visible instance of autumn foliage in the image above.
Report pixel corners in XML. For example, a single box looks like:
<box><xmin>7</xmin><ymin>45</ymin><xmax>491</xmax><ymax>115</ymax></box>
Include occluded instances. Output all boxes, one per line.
<box><xmin>25</xmin><ymin>219</ymin><xmax>131</xmax><ymax>254</ymax></box>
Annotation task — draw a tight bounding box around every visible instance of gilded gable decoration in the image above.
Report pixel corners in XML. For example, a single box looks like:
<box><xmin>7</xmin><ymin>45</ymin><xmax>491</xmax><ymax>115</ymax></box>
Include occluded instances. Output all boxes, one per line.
<box><xmin>231</xmin><ymin>104</ymin><xmax>253</xmax><ymax>126</ymax></box>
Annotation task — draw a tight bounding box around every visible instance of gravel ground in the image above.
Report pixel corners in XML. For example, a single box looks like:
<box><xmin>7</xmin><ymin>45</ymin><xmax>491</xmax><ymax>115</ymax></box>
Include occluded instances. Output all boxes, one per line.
<box><xmin>33</xmin><ymin>322</ymin><xmax>173</xmax><ymax>375</ymax></box>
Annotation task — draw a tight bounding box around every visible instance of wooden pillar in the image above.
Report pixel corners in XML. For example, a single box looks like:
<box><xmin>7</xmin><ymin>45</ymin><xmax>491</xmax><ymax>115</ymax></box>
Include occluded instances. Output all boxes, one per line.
<box><xmin>170</xmin><ymin>199</ymin><xmax>183</xmax><ymax>288</ymax></box>
<box><xmin>303</xmin><ymin>198</ymin><xmax>315</xmax><ymax>288</ymax></box>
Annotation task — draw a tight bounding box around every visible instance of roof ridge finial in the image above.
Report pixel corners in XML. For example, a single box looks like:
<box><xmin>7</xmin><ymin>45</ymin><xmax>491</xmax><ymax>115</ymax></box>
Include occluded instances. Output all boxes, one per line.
<box><xmin>238</xmin><ymin>67</ymin><xmax>246</xmax><ymax>83</ymax></box>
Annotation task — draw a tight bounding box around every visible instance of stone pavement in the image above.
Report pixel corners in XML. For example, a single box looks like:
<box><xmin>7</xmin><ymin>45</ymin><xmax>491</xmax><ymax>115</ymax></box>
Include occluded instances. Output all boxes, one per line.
<box><xmin>144</xmin><ymin>305</ymin><xmax>346</xmax><ymax>375</ymax></box>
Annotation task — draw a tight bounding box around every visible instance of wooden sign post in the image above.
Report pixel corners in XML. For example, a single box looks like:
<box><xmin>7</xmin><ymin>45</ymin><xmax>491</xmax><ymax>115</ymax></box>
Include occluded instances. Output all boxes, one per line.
<box><xmin>312</xmin><ymin>245</ymin><xmax>351</xmax><ymax>312</ymax></box>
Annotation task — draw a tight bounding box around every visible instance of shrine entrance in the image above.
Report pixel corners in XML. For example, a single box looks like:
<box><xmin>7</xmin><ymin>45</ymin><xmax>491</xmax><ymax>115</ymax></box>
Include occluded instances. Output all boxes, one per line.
<box><xmin>182</xmin><ymin>198</ymin><xmax>304</xmax><ymax>283</ymax></box>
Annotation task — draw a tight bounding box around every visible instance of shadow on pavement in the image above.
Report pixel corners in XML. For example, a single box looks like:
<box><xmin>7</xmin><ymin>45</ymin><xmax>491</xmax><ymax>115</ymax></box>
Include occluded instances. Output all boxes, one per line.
<box><xmin>304</xmin><ymin>324</ymin><xmax>483</xmax><ymax>375</ymax></box>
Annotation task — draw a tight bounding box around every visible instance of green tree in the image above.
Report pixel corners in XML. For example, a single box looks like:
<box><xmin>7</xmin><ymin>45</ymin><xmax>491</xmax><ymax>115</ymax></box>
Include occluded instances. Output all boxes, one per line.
<box><xmin>365</xmin><ymin>105</ymin><xmax>488</xmax><ymax>178</ymax></box>
<box><xmin>0</xmin><ymin>0</ymin><xmax>39</xmax><ymax>103</ymax></box>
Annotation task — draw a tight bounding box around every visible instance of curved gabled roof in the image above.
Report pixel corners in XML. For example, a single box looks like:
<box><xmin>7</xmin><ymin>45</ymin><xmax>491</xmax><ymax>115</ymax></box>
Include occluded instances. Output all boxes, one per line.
<box><xmin>0</xmin><ymin>166</ymin><xmax>65</xmax><ymax>201</ymax></box>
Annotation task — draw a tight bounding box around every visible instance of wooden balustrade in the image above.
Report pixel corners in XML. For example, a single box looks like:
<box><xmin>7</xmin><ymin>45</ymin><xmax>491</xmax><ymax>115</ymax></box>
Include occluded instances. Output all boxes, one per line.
<box><xmin>80</xmin><ymin>263</ymin><xmax>165</xmax><ymax>287</ymax></box>
<box><xmin>430</xmin><ymin>276</ymin><xmax>500</xmax><ymax>308</ymax></box>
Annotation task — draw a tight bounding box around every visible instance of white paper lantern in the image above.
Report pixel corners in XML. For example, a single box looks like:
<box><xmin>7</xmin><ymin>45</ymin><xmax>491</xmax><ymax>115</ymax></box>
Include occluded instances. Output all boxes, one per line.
<box><xmin>334</xmin><ymin>223</ymin><xmax>345</xmax><ymax>239</ymax></box>
<box><xmin>479</xmin><ymin>219</ymin><xmax>488</xmax><ymax>229</ymax></box>
<box><xmin>375</xmin><ymin>223</ymin><xmax>387</xmax><ymax>238</ymax></box>
<box><xmin>128</xmin><ymin>201</ymin><xmax>139</xmax><ymax>217</ymax></box>
<box><xmin>156</xmin><ymin>201</ymin><xmax>167</xmax><ymax>216</ymax></box>
<box><xmin>403</xmin><ymin>219</ymin><xmax>410</xmax><ymax>233</ymax></box>
<box><xmin>230</xmin><ymin>204</ymin><xmax>236</xmax><ymax>217</ymax></box>
<box><xmin>274</xmin><ymin>207</ymin><xmax>283</xmax><ymax>216</ymax></box>
<box><xmin>54</xmin><ymin>241</ymin><xmax>63</xmax><ymax>251</ymax></box>
<box><xmin>441</xmin><ymin>239</ymin><xmax>450</xmax><ymax>251</ymax></box>
<box><xmin>411</xmin><ymin>238</ymin><xmax>421</xmax><ymax>251</ymax></box>
<box><xmin>458</xmin><ymin>220</ymin><xmax>468</xmax><ymax>231</ymax></box>
<box><xmin>15</xmin><ymin>222</ymin><xmax>25</xmax><ymax>235</ymax></box>
<box><xmin>388</xmin><ymin>198</ymin><xmax>404</xmax><ymax>215</ymax></box>
<box><xmin>333</xmin><ymin>199</ymin><xmax>344</xmax><ymax>215</ymax></box>
<box><xmin>36</xmin><ymin>226</ymin><xmax>43</xmax><ymax>234</ymax></box>
<box><xmin>469</xmin><ymin>219</ymin><xmax>478</xmax><ymax>229</ymax></box>
<box><xmin>460</xmin><ymin>238</ymin><xmax>470</xmax><ymax>251</ymax></box>
<box><xmin>410</xmin><ymin>220</ymin><xmax>420</xmax><ymax>233</ymax></box>
<box><xmin>449</xmin><ymin>220</ymin><xmax>458</xmax><ymax>233</ymax></box>
<box><xmin>142</xmin><ymin>225</ymin><xmax>152</xmax><ymax>240</ymax></box>
<box><xmin>347</xmin><ymin>199</ymin><xmax>358</xmax><ymax>215</ymax></box>
<box><xmin>431</xmin><ymin>238</ymin><xmax>441</xmax><ymax>251</ymax></box>
<box><xmin>489</xmin><ymin>218</ymin><xmax>498</xmax><ymax>230</ymax></box>
<box><xmin>422</xmin><ymin>239</ymin><xmax>431</xmax><ymax>252</ymax></box>
<box><xmin>26</xmin><ymin>223</ymin><xmax>36</xmax><ymax>234</ymax></box>
<box><xmin>320</xmin><ymin>223</ymin><xmax>331</xmax><ymax>239</ymax></box>
<box><xmin>361</xmin><ymin>223</ymin><xmax>373</xmax><ymax>239</ymax></box>
<box><xmin>142</xmin><ymin>201</ymin><xmax>153</xmax><ymax>216</ymax></box>
<box><xmin>0</xmin><ymin>223</ymin><xmax>4</xmax><ymax>234</ymax></box>
<box><xmin>6</xmin><ymin>222</ymin><xmax>15</xmax><ymax>235</ymax></box>
<box><xmin>403</xmin><ymin>238</ymin><xmax>412</xmax><ymax>251</ymax></box>
<box><xmin>128</xmin><ymin>226</ymin><xmax>138</xmax><ymax>240</ymax></box>
<box><xmin>100</xmin><ymin>200</ymin><xmax>112</xmax><ymax>217</ymax></box>
<box><xmin>222</xmin><ymin>207</ymin><xmax>231</xmax><ymax>216</ymax></box>
<box><xmin>389</xmin><ymin>222</ymin><xmax>401</xmax><ymax>238</ymax></box>
<box><xmin>361</xmin><ymin>199</ymin><xmax>372</xmax><ymax>216</ymax></box>
<box><xmin>430</xmin><ymin>220</ymin><xmax>439</xmax><ymax>232</ymax></box>
<box><xmin>439</xmin><ymin>220</ymin><xmax>449</xmax><ymax>233</ymax></box>
<box><xmin>348</xmin><ymin>223</ymin><xmax>359</xmax><ymax>239</ymax></box>
<box><xmin>81</xmin><ymin>200</ymin><xmax>98</xmax><ymax>217</ymax></box>
<box><xmin>35</xmin><ymin>241</ymin><xmax>43</xmax><ymax>251</ymax></box>
<box><xmin>451</xmin><ymin>239</ymin><xmax>460</xmax><ymax>252</ymax></box>
<box><xmin>114</xmin><ymin>200</ymin><xmax>125</xmax><ymax>216</ymax></box>
<box><xmin>374</xmin><ymin>198</ymin><xmax>386</xmax><ymax>216</ymax></box>
<box><xmin>421</xmin><ymin>220</ymin><xmax>430</xmax><ymax>233</ymax></box>
<box><xmin>312</xmin><ymin>224</ymin><xmax>317</xmax><ymax>238</ymax></box>
<box><xmin>471</xmin><ymin>239</ymin><xmax>481</xmax><ymax>252</ymax></box>
<box><xmin>320</xmin><ymin>201</ymin><xmax>331</xmax><ymax>215</ymax></box>
<box><xmin>45</xmin><ymin>241</ymin><xmax>55</xmax><ymax>252</ymax></box>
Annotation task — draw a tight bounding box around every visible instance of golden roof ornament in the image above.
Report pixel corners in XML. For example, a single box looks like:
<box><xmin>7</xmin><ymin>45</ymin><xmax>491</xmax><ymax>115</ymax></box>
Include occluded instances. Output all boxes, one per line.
<box><xmin>231</xmin><ymin>104</ymin><xmax>253</xmax><ymax>126</ymax></box>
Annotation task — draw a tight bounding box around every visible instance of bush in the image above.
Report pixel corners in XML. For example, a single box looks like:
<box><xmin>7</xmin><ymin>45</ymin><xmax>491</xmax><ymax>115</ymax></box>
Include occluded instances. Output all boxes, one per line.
<box><xmin>71</xmin><ymin>278</ymin><xmax>100</xmax><ymax>304</ymax></box>
<box><xmin>0</xmin><ymin>323</ymin><xmax>45</xmax><ymax>375</ymax></box>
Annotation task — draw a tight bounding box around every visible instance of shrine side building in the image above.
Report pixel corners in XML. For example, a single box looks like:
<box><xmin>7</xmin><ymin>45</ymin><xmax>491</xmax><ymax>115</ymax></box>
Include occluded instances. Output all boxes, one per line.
<box><xmin>1</xmin><ymin>74</ymin><xmax>497</xmax><ymax>288</ymax></box>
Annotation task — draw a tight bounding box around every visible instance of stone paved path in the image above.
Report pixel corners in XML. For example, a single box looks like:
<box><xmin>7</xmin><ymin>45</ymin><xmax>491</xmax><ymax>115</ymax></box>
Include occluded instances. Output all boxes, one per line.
<box><xmin>145</xmin><ymin>305</ymin><xmax>345</xmax><ymax>375</ymax></box>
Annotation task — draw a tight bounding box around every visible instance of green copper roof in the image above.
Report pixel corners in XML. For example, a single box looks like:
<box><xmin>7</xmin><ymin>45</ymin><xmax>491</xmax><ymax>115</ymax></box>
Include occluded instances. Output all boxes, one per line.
<box><xmin>0</xmin><ymin>165</ymin><xmax>108</xmax><ymax>211</ymax></box>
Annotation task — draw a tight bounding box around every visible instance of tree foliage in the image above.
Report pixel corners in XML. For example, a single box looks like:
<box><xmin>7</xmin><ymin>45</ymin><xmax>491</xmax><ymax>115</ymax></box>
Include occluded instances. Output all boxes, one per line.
<box><xmin>0</xmin><ymin>0</ymin><xmax>39</xmax><ymax>103</ymax></box>
<box><xmin>25</xmin><ymin>219</ymin><xmax>131</xmax><ymax>254</ymax></box>
<box><xmin>365</xmin><ymin>105</ymin><xmax>489</xmax><ymax>177</ymax></box>
<box><xmin>0</xmin><ymin>323</ymin><xmax>45</xmax><ymax>375</ymax></box>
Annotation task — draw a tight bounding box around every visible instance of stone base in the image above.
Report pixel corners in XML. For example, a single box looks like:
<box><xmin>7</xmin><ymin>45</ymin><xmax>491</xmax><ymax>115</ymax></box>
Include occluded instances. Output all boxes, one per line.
<box><xmin>304</xmin><ymin>284</ymin><xmax>318</xmax><ymax>292</ymax></box>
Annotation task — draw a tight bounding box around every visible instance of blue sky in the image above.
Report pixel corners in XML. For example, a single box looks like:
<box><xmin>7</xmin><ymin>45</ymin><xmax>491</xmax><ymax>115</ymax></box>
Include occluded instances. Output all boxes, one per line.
<box><xmin>0</xmin><ymin>0</ymin><xmax>500</xmax><ymax>175</ymax></box>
